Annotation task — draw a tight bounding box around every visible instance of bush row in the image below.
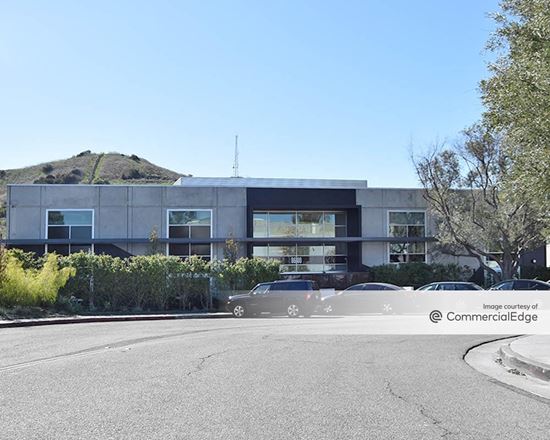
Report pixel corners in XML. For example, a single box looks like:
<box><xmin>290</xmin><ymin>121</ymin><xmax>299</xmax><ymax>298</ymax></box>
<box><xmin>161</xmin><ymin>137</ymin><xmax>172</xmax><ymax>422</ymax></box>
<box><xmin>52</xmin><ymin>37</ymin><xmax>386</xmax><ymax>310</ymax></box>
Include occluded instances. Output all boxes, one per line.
<box><xmin>369</xmin><ymin>262</ymin><xmax>474</xmax><ymax>288</ymax></box>
<box><xmin>0</xmin><ymin>249</ymin><xmax>282</xmax><ymax>312</ymax></box>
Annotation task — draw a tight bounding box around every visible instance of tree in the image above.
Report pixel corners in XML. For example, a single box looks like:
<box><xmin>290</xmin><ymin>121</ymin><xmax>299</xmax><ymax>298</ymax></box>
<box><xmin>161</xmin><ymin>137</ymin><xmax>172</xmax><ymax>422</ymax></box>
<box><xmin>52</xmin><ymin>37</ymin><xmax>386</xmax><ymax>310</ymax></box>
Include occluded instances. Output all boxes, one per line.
<box><xmin>481</xmin><ymin>0</ymin><xmax>550</xmax><ymax>209</ymax></box>
<box><xmin>223</xmin><ymin>238</ymin><xmax>239</xmax><ymax>264</ymax></box>
<box><xmin>414</xmin><ymin>124</ymin><xmax>546</xmax><ymax>281</ymax></box>
<box><xmin>148</xmin><ymin>226</ymin><xmax>163</xmax><ymax>255</ymax></box>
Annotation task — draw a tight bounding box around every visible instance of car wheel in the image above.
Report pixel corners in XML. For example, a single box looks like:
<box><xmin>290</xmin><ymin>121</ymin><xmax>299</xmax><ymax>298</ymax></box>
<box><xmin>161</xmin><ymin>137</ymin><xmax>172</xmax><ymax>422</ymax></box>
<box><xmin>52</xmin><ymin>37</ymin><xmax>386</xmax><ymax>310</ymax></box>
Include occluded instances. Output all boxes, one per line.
<box><xmin>323</xmin><ymin>304</ymin><xmax>334</xmax><ymax>314</ymax></box>
<box><xmin>232</xmin><ymin>304</ymin><xmax>246</xmax><ymax>318</ymax></box>
<box><xmin>287</xmin><ymin>303</ymin><xmax>301</xmax><ymax>318</ymax></box>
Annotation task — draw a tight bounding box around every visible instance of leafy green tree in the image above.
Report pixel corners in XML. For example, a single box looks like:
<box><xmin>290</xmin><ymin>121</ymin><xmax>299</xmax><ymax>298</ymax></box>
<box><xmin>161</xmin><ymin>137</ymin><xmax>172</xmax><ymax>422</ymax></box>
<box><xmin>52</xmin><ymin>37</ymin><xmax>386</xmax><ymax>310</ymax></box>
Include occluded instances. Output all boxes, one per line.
<box><xmin>481</xmin><ymin>0</ymin><xmax>550</xmax><ymax>210</ymax></box>
<box><xmin>414</xmin><ymin>124</ymin><xmax>546</xmax><ymax>281</ymax></box>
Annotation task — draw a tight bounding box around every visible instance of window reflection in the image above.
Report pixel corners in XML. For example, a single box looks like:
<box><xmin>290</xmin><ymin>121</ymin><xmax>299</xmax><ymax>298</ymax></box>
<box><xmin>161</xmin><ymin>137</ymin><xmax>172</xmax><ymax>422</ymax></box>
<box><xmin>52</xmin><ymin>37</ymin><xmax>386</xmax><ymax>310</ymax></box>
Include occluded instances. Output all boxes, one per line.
<box><xmin>388</xmin><ymin>211</ymin><xmax>426</xmax><ymax>263</ymax></box>
<box><xmin>253</xmin><ymin>244</ymin><xmax>348</xmax><ymax>273</ymax></box>
<box><xmin>253</xmin><ymin>210</ymin><xmax>347</xmax><ymax>238</ymax></box>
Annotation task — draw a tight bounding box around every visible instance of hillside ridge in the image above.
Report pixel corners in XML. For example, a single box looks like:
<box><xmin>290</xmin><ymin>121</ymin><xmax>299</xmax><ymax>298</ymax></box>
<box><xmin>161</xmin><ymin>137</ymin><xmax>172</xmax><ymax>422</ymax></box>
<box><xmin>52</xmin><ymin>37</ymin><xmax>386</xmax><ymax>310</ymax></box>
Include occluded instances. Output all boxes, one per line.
<box><xmin>0</xmin><ymin>150</ymin><xmax>189</xmax><ymax>236</ymax></box>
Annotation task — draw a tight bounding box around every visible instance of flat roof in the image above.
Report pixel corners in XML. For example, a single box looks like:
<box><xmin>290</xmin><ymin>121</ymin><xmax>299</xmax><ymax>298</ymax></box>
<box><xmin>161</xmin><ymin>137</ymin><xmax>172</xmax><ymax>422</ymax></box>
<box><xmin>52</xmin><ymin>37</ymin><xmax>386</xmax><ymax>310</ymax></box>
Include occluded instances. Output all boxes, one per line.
<box><xmin>174</xmin><ymin>176</ymin><xmax>369</xmax><ymax>189</ymax></box>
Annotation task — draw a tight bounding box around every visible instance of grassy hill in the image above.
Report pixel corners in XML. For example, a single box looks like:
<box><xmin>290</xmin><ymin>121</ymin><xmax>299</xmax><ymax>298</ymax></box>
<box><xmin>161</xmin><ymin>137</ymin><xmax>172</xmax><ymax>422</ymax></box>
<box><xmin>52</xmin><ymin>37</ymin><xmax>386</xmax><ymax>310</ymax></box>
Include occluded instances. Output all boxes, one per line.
<box><xmin>0</xmin><ymin>150</ymin><xmax>188</xmax><ymax>237</ymax></box>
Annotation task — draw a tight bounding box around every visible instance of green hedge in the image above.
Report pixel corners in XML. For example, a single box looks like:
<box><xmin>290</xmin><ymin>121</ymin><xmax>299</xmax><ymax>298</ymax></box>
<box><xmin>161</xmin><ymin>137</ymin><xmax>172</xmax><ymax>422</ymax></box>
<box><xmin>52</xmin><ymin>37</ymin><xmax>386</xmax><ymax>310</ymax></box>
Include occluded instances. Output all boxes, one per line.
<box><xmin>369</xmin><ymin>263</ymin><xmax>472</xmax><ymax>288</ymax></box>
<box><xmin>58</xmin><ymin>253</ymin><xmax>214</xmax><ymax>312</ymax></box>
<box><xmin>54</xmin><ymin>253</ymin><xmax>280</xmax><ymax>312</ymax></box>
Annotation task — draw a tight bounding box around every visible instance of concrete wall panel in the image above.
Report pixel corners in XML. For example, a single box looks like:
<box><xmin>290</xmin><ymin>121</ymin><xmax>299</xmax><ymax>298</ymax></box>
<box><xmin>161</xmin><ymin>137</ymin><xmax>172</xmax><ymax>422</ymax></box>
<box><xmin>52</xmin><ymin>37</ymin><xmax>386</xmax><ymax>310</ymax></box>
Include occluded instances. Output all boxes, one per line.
<box><xmin>215</xmin><ymin>207</ymin><xmax>247</xmax><ymax>238</ymax></box>
<box><xmin>99</xmin><ymin>187</ymin><xmax>129</xmax><ymax>206</ymax></box>
<box><xmin>9</xmin><ymin>186</ymin><xmax>41</xmax><ymax>206</ymax></box>
<box><xmin>10</xmin><ymin>207</ymin><xmax>42</xmax><ymax>239</ymax></box>
<box><xmin>165</xmin><ymin>187</ymin><xmax>216</xmax><ymax>207</ymax></box>
<box><xmin>130</xmin><ymin>187</ymin><xmax>163</xmax><ymax>206</ymax></box>
<box><xmin>216</xmin><ymin>188</ymin><xmax>247</xmax><ymax>207</ymax></box>
<box><xmin>362</xmin><ymin>242</ymin><xmax>387</xmax><ymax>266</ymax></box>
<box><xmin>42</xmin><ymin>186</ymin><xmax>99</xmax><ymax>208</ymax></box>
<box><xmin>98</xmin><ymin>207</ymin><xmax>129</xmax><ymax>239</ymax></box>
<box><xmin>130</xmin><ymin>207</ymin><xmax>163</xmax><ymax>238</ymax></box>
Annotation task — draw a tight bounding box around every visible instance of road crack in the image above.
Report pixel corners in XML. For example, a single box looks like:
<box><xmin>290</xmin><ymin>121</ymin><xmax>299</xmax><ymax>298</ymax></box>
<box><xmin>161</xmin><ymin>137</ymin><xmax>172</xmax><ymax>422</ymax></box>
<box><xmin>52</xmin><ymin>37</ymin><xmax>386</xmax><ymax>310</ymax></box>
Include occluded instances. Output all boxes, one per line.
<box><xmin>385</xmin><ymin>380</ymin><xmax>457</xmax><ymax>439</ymax></box>
<box><xmin>187</xmin><ymin>349</ymin><xmax>229</xmax><ymax>376</ymax></box>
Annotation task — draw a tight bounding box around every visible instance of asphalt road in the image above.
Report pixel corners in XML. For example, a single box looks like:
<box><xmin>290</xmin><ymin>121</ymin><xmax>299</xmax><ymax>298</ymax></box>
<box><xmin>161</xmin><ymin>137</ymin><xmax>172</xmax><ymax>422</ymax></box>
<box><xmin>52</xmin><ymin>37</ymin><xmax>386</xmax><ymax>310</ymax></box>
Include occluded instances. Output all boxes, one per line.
<box><xmin>1</xmin><ymin>317</ymin><xmax>549</xmax><ymax>440</ymax></box>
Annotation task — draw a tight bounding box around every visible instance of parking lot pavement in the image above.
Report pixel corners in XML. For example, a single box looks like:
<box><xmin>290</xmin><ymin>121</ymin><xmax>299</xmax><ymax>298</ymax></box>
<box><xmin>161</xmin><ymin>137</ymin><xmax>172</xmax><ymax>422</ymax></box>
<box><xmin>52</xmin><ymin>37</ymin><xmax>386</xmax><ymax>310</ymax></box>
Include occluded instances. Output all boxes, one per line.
<box><xmin>1</xmin><ymin>317</ymin><xmax>549</xmax><ymax>440</ymax></box>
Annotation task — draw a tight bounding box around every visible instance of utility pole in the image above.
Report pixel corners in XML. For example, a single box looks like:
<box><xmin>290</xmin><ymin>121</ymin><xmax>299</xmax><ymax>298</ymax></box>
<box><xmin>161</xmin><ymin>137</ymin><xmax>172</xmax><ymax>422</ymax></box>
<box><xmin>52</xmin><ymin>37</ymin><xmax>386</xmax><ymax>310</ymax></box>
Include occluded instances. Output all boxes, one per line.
<box><xmin>232</xmin><ymin>135</ymin><xmax>239</xmax><ymax>177</ymax></box>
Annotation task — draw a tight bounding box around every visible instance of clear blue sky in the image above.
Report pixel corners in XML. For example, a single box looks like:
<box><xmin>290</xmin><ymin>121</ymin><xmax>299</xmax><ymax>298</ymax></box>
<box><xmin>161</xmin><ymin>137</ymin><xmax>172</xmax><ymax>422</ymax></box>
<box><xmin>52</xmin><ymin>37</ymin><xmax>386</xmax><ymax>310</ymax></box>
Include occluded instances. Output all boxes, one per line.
<box><xmin>0</xmin><ymin>0</ymin><xmax>499</xmax><ymax>187</ymax></box>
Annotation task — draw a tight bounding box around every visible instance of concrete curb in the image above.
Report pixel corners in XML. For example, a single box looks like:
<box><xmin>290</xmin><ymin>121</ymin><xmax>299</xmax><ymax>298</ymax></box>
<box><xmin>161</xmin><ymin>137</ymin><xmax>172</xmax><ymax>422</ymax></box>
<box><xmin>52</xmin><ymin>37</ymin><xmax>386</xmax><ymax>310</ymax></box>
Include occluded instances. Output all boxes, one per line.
<box><xmin>465</xmin><ymin>337</ymin><xmax>550</xmax><ymax>402</ymax></box>
<box><xmin>0</xmin><ymin>313</ymin><xmax>233</xmax><ymax>329</ymax></box>
<box><xmin>499</xmin><ymin>341</ymin><xmax>550</xmax><ymax>382</ymax></box>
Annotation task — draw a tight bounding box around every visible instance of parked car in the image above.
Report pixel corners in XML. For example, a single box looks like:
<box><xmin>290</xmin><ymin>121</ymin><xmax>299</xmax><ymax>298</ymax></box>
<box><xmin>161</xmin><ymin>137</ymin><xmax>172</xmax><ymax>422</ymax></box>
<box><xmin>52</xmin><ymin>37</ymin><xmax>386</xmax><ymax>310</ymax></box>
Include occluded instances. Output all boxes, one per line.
<box><xmin>416</xmin><ymin>282</ymin><xmax>484</xmax><ymax>291</ymax></box>
<box><xmin>226</xmin><ymin>280</ymin><xmax>321</xmax><ymax>318</ymax></box>
<box><xmin>322</xmin><ymin>282</ymin><xmax>403</xmax><ymax>315</ymax></box>
<box><xmin>489</xmin><ymin>279</ymin><xmax>550</xmax><ymax>290</ymax></box>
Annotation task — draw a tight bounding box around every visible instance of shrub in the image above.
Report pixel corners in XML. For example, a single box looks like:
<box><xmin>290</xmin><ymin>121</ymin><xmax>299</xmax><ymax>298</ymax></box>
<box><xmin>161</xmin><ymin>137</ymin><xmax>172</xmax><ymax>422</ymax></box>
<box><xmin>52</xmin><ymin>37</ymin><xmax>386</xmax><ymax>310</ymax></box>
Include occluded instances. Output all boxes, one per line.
<box><xmin>122</xmin><ymin>168</ymin><xmax>145</xmax><ymax>180</ymax></box>
<box><xmin>8</xmin><ymin>248</ymin><xmax>43</xmax><ymax>270</ymax></box>
<box><xmin>211</xmin><ymin>257</ymin><xmax>280</xmax><ymax>293</ymax></box>
<box><xmin>0</xmin><ymin>254</ymin><xmax>74</xmax><ymax>307</ymax></box>
<box><xmin>24</xmin><ymin>253</ymin><xmax>279</xmax><ymax>312</ymax></box>
<box><xmin>41</xmin><ymin>163</ymin><xmax>54</xmax><ymax>174</ymax></box>
<box><xmin>0</xmin><ymin>243</ymin><xmax>6</xmax><ymax>290</ymax></box>
<box><xmin>521</xmin><ymin>266</ymin><xmax>550</xmax><ymax>282</ymax></box>
<box><xmin>369</xmin><ymin>263</ymin><xmax>471</xmax><ymax>288</ymax></box>
<box><xmin>60</xmin><ymin>252</ymin><xmax>129</xmax><ymax>311</ymax></box>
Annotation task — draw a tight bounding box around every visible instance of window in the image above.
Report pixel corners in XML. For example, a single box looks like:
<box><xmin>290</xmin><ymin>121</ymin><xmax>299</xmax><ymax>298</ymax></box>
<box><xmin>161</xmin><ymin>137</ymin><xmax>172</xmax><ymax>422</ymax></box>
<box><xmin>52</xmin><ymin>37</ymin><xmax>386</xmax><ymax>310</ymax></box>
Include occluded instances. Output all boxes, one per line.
<box><xmin>388</xmin><ymin>211</ymin><xmax>426</xmax><ymax>263</ymax></box>
<box><xmin>251</xmin><ymin>210</ymin><xmax>348</xmax><ymax>273</ymax></box>
<box><xmin>253</xmin><ymin>211</ymin><xmax>347</xmax><ymax>238</ymax></box>
<box><xmin>46</xmin><ymin>210</ymin><xmax>93</xmax><ymax>255</ymax></box>
<box><xmin>168</xmin><ymin>210</ymin><xmax>212</xmax><ymax>260</ymax></box>
<box><xmin>253</xmin><ymin>243</ymin><xmax>347</xmax><ymax>273</ymax></box>
<box><xmin>251</xmin><ymin>284</ymin><xmax>271</xmax><ymax>295</ymax></box>
<box><xmin>493</xmin><ymin>281</ymin><xmax>513</xmax><ymax>290</ymax></box>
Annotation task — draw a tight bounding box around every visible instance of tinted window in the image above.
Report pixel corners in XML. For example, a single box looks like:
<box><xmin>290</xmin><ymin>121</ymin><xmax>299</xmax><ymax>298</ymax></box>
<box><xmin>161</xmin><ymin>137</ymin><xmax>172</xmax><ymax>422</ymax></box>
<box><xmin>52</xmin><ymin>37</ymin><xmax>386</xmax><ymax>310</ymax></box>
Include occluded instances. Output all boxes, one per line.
<box><xmin>514</xmin><ymin>280</ymin><xmax>530</xmax><ymax>290</ymax></box>
<box><xmin>346</xmin><ymin>285</ymin><xmax>365</xmax><ymax>291</ymax></box>
<box><xmin>273</xmin><ymin>281</ymin><xmax>308</xmax><ymax>291</ymax></box>
<box><xmin>493</xmin><ymin>281</ymin><xmax>513</xmax><ymax>290</ymax></box>
<box><xmin>530</xmin><ymin>281</ymin><xmax>550</xmax><ymax>290</ymax></box>
<box><xmin>252</xmin><ymin>284</ymin><xmax>271</xmax><ymax>294</ymax></box>
<box><xmin>439</xmin><ymin>284</ymin><xmax>455</xmax><ymax>291</ymax></box>
<box><xmin>363</xmin><ymin>284</ymin><xmax>383</xmax><ymax>291</ymax></box>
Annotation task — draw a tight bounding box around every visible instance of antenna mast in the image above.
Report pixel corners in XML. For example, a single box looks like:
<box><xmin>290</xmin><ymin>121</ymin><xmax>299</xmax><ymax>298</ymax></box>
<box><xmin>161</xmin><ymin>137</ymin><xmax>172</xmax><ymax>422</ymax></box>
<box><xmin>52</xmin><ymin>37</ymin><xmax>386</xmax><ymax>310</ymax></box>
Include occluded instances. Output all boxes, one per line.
<box><xmin>233</xmin><ymin>135</ymin><xmax>239</xmax><ymax>177</ymax></box>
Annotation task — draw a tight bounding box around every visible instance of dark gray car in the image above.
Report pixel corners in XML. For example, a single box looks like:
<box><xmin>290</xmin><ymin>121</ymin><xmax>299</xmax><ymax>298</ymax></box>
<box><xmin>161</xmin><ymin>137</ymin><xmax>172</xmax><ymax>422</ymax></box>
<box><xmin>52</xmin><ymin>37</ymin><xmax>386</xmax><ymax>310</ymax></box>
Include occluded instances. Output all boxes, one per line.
<box><xmin>226</xmin><ymin>280</ymin><xmax>321</xmax><ymax>318</ymax></box>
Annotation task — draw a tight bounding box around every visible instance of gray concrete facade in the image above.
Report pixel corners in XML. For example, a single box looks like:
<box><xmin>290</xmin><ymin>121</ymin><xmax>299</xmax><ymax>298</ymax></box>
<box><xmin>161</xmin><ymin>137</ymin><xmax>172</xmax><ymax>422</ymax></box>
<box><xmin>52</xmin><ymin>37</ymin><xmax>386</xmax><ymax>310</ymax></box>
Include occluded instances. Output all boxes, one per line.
<box><xmin>7</xmin><ymin>184</ymin><xmax>248</xmax><ymax>259</ymax></box>
<box><xmin>6</xmin><ymin>178</ymin><xmax>481</xmax><ymax>272</ymax></box>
